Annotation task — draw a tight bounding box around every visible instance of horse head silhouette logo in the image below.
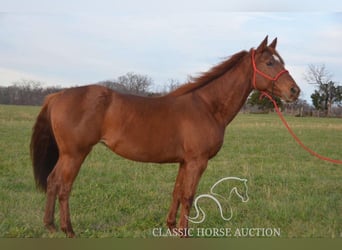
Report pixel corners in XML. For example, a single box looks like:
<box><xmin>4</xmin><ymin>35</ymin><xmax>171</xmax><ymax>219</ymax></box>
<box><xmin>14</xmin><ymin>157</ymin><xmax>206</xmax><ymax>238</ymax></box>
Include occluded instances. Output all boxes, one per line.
<box><xmin>187</xmin><ymin>177</ymin><xmax>249</xmax><ymax>224</ymax></box>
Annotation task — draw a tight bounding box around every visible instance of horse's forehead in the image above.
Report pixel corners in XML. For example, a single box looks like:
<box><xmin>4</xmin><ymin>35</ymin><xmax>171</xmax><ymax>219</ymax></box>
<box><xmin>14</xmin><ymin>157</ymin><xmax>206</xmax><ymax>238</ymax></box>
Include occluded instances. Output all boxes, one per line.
<box><xmin>273</xmin><ymin>54</ymin><xmax>282</xmax><ymax>62</ymax></box>
<box><xmin>267</xmin><ymin>48</ymin><xmax>285</xmax><ymax>65</ymax></box>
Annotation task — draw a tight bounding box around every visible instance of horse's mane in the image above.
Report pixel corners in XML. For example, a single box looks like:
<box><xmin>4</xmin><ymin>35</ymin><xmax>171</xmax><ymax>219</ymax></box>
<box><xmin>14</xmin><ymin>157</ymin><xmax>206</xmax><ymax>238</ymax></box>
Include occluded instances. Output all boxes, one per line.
<box><xmin>167</xmin><ymin>50</ymin><xmax>249</xmax><ymax>97</ymax></box>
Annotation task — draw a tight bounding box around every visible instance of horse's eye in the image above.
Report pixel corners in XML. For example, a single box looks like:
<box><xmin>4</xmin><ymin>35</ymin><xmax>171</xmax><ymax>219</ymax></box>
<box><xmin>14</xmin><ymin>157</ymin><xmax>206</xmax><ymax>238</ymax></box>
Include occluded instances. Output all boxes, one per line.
<box><xmin>266</xmin><ymin>60</ymin><xmax>274</xmax><ymax>66</ymax></box>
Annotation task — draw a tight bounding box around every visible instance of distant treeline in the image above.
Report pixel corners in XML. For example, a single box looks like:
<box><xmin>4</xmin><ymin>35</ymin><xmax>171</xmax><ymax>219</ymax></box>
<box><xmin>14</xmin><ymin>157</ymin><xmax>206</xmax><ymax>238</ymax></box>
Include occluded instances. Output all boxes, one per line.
<box><xmin>1</xmin><ymin>74</ymin><xmax>341</xmax><ymax>117</ymax></box>
<box><xmin>0</xmin><ymin>73</ymin><xmax>162</xmax><ymax>106</ymax></box>
<box><xmin>0</xmin><ymin>81</ymin><xmax>63</xmax><ymax>106</ymax></box>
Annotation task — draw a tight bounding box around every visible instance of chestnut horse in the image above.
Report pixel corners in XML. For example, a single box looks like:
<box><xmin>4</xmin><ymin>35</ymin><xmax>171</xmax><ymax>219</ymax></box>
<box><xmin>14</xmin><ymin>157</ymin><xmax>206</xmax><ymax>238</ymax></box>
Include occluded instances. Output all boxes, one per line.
<box><xmin>30</xmin><ymin>36</ymin><xmax>300</xmax><ymax>237</ymax></box>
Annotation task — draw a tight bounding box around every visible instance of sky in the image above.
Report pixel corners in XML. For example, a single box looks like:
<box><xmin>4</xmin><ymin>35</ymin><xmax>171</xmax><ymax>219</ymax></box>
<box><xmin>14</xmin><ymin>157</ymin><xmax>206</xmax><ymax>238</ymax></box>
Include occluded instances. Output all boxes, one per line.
<box><xmin>0</xmin><ymin>0</ymin><xmax>341</xmax><ymax>102</ymax></box>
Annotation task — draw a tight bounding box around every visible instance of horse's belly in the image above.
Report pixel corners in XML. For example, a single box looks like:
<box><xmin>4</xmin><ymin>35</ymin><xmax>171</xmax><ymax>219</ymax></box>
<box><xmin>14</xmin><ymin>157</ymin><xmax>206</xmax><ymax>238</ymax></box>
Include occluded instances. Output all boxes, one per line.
<box><xmin>103</xmin><ymin>136</ymin><xmax>182</xmax><ymax>163</ymax></box>
<box><xmin>114</xmin><ymin>145</ymin><xmax>182</xmax><ymax>163</ymax></box>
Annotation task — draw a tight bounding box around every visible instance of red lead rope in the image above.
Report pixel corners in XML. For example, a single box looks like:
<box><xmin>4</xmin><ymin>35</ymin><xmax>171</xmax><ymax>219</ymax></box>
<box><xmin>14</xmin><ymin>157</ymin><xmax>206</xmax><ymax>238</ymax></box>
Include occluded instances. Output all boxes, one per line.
<box><xmin>252</xmin><ymin>49</ymin><xmax>342</xmax><ymax>165</ymax></box>
<box><xmin>260</xmin><ymin>91</ymin><xmax>342</xmax><ymax>165</ymax></box>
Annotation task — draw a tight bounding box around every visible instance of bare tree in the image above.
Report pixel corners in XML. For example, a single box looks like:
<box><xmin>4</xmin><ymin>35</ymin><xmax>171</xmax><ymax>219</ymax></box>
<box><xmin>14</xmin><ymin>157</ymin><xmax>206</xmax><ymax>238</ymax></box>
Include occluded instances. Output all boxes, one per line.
<box><xmin>101</xmin><ymin>72</ymin><xmax>153</xmax><ymax>96</ymax></box>
<box><xmin>304</xmin><ymin>64</ymin><xmax>341</xmax><ymax>116</ymax></box>
<box><xmin>99</xmin><ymin>80</ymin><xmax>129</xmax><ymax>94</ymax></box>
<box><xmin>117</xmin><ymin>72</ymin><xmax>153</xmax><ymax>95</ymax></box>
<box><xmin>304</xmin><ymin>64</ymin><xmax>332</xmax><ymax>86</ymax></box>
<box><xmin>0</xmin><ymin>79</ymin><xmax>63</xmax><ymax>105</ymax></box>
<box><xmin>166</xmin><ymin>78</ymin><xmax>181</xmax><ymax>93</ymax></box>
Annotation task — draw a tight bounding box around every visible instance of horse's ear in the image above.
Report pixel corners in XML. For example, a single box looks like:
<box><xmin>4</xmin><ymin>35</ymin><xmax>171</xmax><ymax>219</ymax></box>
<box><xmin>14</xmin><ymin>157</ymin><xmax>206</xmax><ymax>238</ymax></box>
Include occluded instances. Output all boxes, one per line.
<box><xmin>269</xmin><ymin>37</ymin><xmax>277</xmax><ymax>49</ymax></box>
<box><xmin>256</xmin><ymin>35</ymin><xmax>268</xmax><ymax>52</ymax></box>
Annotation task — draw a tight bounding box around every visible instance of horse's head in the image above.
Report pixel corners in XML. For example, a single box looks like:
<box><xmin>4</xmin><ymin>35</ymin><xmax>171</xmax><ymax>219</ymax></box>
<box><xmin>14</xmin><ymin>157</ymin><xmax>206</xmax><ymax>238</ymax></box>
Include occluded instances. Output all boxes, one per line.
<box><xmin>251</xmin><ymin>36</ymin><xmax>300</xmax><ymax>102</ymax></box>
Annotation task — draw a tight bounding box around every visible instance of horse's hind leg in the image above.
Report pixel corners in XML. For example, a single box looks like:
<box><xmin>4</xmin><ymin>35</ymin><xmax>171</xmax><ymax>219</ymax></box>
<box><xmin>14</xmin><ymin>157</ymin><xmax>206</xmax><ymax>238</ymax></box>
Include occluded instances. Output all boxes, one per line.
<box><xmin>45</xmin><ymin>151</ymin><xmax>90</xmax><ymax>237</ymax></box>
<box><xmin>59</xmin><ymin>152</ymin><xmax>91</xmax><ymax>237</ymax></box>
<box><xmin>44</xmin><ymin>174</ymin><xmax>58</xmax><ymax>233</ymax></box>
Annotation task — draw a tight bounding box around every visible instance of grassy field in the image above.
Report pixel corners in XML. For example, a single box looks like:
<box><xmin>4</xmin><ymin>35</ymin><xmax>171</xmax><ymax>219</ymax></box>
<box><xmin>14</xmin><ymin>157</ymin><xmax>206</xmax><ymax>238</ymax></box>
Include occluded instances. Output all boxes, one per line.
<box><xmin>0</xmin><ymin>104</ymin><xmax>341</xmax><ymax>238</ymax></box>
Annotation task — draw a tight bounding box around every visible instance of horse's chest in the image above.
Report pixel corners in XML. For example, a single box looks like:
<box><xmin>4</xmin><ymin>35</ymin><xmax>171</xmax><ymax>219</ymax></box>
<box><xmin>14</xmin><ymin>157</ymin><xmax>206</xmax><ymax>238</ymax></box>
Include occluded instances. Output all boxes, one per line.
<box><xmin>183</xmin><ymin>125</ymin><xmax>225</xmax><ymax>159</ymax></box>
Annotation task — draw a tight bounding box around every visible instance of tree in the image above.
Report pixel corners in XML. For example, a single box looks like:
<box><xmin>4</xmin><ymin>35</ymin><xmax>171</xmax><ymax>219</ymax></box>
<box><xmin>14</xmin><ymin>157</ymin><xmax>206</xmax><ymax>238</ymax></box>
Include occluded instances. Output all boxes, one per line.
<box><xmin>166</xmin><ymin>78</ymin><xmax>181</xmax><ymax>92</ymax></box>
<box><xmin>99</xmin><ymin>80</ymin><xmax>128</xmax><ymax>94</ymax></box>
<box><xmin>0</xmin><ymin>80</ymin><xmax>63</xmax><ymax>105</ymax></box>
<box><xmin>247</xmin><ymin>90</ymin><xmax>283</xmax><ymax>111</ymax></box>
<box><xmin>304</xmin><ymin>64</ymin><xmax>342</xmax><ymax>116</ymax></box>
<box><xmin>101</xmin><ymin>72</ymin><xmax>153</xmax><ymax>96</ymax></box>
<box><xmin>117</xmin><ymin>72</ymin><xmax>152</xmax><ymax>95</ymax></box>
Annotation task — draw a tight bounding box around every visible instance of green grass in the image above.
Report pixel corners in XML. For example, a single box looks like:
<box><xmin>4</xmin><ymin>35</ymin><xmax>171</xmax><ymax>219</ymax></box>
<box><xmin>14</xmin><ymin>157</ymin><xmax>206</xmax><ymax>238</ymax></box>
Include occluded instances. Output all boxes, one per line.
<box><xmin>0</xmin><ymin>104</ymin><xmax>341</xmax><ymax>238</ymax></box>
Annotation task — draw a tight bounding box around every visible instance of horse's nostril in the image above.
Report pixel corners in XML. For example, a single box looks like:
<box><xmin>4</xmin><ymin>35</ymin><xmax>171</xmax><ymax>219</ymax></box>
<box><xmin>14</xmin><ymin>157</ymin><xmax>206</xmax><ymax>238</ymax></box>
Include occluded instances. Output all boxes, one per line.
<box><xmin>290</xmin><ymin>87</ymin><xmax>298</xmax><ymax>95</ymax></box>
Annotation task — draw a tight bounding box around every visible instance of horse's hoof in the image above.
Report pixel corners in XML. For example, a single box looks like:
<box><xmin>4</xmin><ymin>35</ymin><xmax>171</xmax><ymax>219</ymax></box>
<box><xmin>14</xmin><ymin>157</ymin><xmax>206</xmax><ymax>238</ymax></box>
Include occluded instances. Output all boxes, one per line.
<box><xmin>45</xmin><ymin>223</ymin><xmax>57</xmax><ymax>233</ymax></box>
<box><xmin>61</xmin><ymin>225</ymin><xmax>76</xmax><ymax>238</ymax></box>
<box><xmin>166</xmin><ymin>220</ymin><xmax>176</xmax><ymax>230</ymax></box>
<box><xmin>66</xmin><ymin>231</ymin><xmax>76</xmax><ymax>238</ymax></box>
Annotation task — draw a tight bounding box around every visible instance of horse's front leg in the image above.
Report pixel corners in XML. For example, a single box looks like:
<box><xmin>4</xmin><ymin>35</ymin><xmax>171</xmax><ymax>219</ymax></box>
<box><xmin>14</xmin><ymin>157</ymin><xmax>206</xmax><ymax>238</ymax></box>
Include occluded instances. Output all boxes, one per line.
<box><xmin>167</xmin><ymin>163</ymin><xmax>185</xmax><ymax>229</ymax></box>
<box><xmin>178</xmin><ymin>158</ymin><xmax>208</xmax><ymax>237</ymax></box>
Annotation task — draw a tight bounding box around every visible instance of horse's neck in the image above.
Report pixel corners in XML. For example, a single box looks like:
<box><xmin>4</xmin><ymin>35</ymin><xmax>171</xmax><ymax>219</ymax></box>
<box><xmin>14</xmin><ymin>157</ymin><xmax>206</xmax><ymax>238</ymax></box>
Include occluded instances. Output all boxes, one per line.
<box><xmin>196</xmin><ymin>57</ymin><xmax>253</xmax><ymax>126</ymax></box>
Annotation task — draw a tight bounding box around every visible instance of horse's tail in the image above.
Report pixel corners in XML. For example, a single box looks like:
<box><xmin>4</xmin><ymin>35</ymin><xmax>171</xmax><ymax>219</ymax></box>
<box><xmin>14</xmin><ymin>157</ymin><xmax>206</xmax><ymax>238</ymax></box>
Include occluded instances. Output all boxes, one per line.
<box><xmin>30</xmin><ymin>93</ymin><xmax>60</xmax><ymax>192</ymax></box>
